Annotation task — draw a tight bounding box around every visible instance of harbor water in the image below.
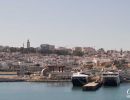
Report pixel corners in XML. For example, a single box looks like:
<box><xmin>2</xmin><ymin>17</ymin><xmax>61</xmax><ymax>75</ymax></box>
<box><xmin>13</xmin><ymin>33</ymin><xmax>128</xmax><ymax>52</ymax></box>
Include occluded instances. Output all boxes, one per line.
<box><xmin>0</xmin><ymin>82</ymin><xmax>130</xmax><ymax>100</ymax></box>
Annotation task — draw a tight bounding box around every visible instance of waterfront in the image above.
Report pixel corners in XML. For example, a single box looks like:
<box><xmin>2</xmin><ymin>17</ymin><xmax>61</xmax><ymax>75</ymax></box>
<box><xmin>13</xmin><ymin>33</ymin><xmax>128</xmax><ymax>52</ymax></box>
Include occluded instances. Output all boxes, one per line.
<box><xmin>0</xmin><ymin>82</ymin><xmax>130</xmax><ymax>100</ymax></box>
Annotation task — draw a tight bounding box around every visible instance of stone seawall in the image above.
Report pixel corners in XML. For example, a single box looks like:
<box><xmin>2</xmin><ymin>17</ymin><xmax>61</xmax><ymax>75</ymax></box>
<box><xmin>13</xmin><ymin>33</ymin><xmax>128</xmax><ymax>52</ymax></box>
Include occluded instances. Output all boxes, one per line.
<box><xmin>0</xmin><ymin>76</ymin><xmax>25</xmax><ymax>82</ymax></box>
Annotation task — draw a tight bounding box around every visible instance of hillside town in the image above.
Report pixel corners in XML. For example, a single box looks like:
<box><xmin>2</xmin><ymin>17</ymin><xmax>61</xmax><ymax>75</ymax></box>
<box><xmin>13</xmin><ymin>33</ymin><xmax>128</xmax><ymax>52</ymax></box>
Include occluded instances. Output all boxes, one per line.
<box><xmin>0</xmin><ymin>40</ymin><xmax>130</xmax><ymax>83</ymax></box>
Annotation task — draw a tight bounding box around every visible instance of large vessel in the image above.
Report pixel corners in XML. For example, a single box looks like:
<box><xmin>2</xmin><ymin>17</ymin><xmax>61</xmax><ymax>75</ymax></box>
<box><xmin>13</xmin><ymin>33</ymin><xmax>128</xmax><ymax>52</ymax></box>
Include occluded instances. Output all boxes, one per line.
<box><xmin>71</xmin><ymin>72</ymin><xmax>89</xmax><ymax>86</ymax></box>
<box><xmin>102</xmin><ymin>71</ymin><xmax>120</xmax><ymax>86</ymax></box>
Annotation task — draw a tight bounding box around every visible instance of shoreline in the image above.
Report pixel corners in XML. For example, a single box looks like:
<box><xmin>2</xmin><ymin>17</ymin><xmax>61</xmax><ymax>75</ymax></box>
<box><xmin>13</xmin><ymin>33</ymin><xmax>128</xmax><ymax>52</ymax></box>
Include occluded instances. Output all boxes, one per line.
<box><xmin>0</xmin><ymin>78</ymin><xmax>129</xmax><ymax>83</ymax></box>
<box><xmin>0</xmin><ymin>76</ymin><xmax>71</xmax><ymax>82</ymax></box>
<box><xmin>26</xmin><ymin>79</ymin><xmax>71</xmax><ymax>82</ymax></box>
<box><xmin>0</xmin><ymin>76</ymin><xmax>129</xmax><ymax>83</ymax></box>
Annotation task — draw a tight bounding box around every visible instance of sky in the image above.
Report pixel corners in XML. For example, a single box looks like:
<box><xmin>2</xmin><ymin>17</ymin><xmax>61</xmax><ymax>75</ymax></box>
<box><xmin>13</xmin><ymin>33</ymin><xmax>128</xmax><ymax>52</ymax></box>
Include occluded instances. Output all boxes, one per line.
<box><xmin>0</xmin><ymin>0</ymin><xmax>130</xmax><ymax>50</ymax></box>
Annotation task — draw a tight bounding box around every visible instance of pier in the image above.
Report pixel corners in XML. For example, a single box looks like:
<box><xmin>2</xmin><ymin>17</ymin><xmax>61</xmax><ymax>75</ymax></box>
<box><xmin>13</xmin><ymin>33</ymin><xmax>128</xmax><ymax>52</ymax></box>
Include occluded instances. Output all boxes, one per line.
<box><xmin>0</xmin><ymin>76</ymin><xmax>25</xmax><ymax>82</ymax></box>
<box><xmin>82</xmin><ymin>82</ymin><xmax>101</xmax><ymax>91</ymax></box>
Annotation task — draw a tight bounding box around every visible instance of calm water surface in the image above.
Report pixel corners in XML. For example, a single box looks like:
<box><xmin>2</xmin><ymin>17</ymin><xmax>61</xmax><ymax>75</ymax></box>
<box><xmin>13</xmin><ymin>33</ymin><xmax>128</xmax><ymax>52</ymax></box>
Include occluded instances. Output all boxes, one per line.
<box><xmin>0</xmin><ymin>82</ymin><xmax>130</xmax><ymax>100</ymax></box>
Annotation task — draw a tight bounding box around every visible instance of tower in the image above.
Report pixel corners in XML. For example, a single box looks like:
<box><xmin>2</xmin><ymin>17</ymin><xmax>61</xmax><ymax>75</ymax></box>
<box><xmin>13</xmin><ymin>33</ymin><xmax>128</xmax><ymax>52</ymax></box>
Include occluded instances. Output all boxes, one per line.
<box><xmin>27</xmin><ymin>39</ymin><xmax>30</xmax><ymax>48</ymax></box>
<box><xmin>23</xmin><ymin>43</ymin><xmax>24</xmax><ymax>48</ymax></box>
<box><xmin>120</xmin><ymin>48</ymin><xmax>123</xmax><ymax>56</ymax></box>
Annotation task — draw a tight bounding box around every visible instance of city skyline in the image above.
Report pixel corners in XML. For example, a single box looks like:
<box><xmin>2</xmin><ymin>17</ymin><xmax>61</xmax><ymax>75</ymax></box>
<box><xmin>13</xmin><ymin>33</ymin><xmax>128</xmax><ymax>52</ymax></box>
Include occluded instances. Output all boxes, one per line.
<box><xmin>0</xmin><ymin>0</ymin><xmax>130</xmax><ymax>50</ymax></box>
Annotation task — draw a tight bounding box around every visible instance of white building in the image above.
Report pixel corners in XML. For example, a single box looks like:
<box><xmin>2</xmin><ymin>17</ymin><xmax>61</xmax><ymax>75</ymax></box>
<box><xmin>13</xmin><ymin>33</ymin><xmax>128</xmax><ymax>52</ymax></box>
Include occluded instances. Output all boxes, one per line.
<box><xmin>40</xmin><ymin>44</ymin><xmax>55</xmax><ymax>51</ymax></box>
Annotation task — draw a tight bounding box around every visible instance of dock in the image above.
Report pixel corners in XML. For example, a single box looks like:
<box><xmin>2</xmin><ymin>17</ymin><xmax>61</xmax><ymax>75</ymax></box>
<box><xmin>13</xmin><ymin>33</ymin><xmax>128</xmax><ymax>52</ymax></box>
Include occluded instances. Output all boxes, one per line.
<box><xmin>0</xmin><ymin>76</ymin><xmax>25</xmax><ymax>82</ymax></box>
<box><xmin>82</xmin><ymin>82</ymin><xmax>101</xmax><ymax>91</ymax></box>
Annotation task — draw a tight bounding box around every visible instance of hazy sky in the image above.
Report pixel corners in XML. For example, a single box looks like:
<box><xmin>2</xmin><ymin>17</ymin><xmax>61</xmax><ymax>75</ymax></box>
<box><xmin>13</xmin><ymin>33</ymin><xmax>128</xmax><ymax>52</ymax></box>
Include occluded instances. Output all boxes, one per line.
<box><xmin>0</xmin><ymin>0</ymin><xmax>130</xmax><ymax>50</ymax></box>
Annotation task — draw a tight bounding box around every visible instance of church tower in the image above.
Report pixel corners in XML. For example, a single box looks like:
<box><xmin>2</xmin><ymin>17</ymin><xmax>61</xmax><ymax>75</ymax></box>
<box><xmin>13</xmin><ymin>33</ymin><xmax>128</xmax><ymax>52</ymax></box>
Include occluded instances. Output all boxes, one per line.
<box><xmin>27</xmin><ymin>39</ymin><xmax>30</xmax><ymax>48</ymax></box>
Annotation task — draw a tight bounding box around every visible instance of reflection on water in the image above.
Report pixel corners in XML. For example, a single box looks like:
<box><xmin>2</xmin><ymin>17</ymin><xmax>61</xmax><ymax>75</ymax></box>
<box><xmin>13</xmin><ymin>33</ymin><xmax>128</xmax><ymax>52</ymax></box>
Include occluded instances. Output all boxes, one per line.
<box><xmin>102</xmin><ymin>85</ymin><xmax>120</xmax><ymax>89</ymax></box>
<box><xmin>45</xmin><ymin>82</ymin><xmax>71</xmax><ymax>87</ymax></box>
<box><xmin>71</xmin><ymin>86</ymin><xmax>82</xmax><ymax>91</ymax></box>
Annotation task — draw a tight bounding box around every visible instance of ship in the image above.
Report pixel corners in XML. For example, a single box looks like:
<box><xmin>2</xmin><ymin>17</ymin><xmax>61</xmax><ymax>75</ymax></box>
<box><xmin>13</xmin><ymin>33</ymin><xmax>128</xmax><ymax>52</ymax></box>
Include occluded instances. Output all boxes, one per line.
<box><xmin>71</xmin><ymin>72</ymin><xmax>89</xmax><ymax>86</ymax></box>
<box><xmin>102</xmin><ymin>71</ymin><xmax>120</xmax><ymax>86</ymax></box>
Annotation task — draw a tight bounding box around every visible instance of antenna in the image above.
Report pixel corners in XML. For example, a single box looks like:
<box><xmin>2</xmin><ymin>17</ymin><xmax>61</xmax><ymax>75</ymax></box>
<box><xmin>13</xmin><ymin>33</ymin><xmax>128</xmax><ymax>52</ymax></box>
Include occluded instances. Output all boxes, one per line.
<box><xmin>23</xmin><ymin>43</ymin><xmax>24</xmax><ymax>48</ymax></box>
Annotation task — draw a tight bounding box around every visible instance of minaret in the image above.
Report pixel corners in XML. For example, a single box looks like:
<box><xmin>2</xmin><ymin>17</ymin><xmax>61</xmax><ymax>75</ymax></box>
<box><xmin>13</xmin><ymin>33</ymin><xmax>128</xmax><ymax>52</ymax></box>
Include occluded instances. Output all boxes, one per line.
<box><xmin>120</xmin><ymin>48</ymin><xmax>123</xmax><ymax>56</ymax></box>
<box><xmin>23</xmin><ymin>43</ymin><xmax>24</xmax><ymax>48</ymax></box>
<box><xmin>27</xmin><ymin>39</ymin><xmax>30</xmax><ymax>48</ymax></box>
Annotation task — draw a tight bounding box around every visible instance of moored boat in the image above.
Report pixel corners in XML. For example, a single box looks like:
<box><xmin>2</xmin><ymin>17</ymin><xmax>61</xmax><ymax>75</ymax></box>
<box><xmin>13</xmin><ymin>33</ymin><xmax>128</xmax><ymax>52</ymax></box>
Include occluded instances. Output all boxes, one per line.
<box><xmin>71</xmin><ymin>72</ymin><xmax>88</xmax><ymax>86</ymax></box>
<box><xmin>102</xmin><ymin>71</ymin><xmax>120</xmax><ymax>86</ymax></box>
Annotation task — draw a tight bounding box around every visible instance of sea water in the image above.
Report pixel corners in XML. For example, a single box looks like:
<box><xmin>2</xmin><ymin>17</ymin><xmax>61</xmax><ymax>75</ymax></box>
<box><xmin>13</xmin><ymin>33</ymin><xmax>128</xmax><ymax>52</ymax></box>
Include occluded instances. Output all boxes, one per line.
<box><xmin>0</xmin><ymin>82</ymin><xmax>130</xmax><ymax>100</ymax></box>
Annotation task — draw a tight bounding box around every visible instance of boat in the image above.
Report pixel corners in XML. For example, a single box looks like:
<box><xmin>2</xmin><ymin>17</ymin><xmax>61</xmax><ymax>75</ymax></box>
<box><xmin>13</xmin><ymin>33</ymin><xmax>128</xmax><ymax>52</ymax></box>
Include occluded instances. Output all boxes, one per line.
<box><xmin>71</xmin><ymin>72</ymin><xmax>89</xmax><ymax>86</ymax></box>
<box><xmin>102</xmin><ymin>71</ymin><xmax>120</xmax><ymax>86</ymax></box>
